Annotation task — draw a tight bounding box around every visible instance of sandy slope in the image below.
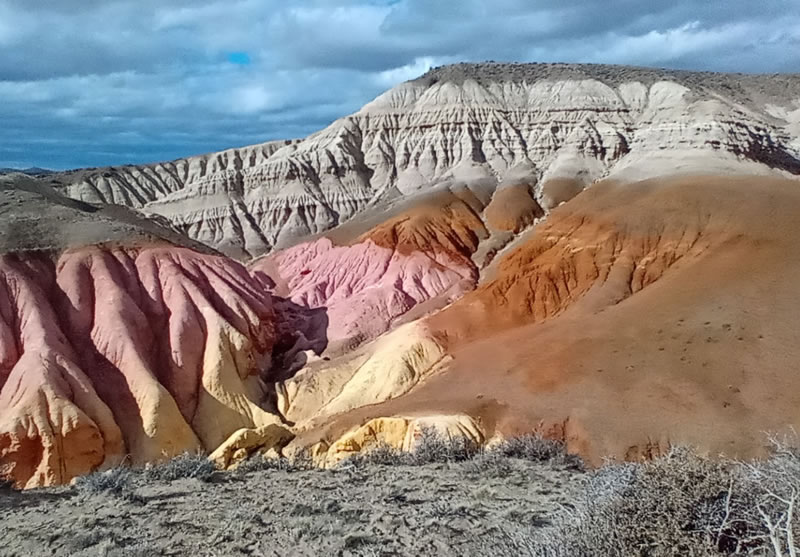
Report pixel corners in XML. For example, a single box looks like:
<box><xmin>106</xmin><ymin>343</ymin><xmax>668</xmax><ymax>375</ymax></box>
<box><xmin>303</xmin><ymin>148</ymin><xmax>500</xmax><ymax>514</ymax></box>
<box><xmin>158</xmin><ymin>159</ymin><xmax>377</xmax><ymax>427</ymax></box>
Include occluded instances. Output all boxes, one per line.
<box><xmin>305</xmin><ymin>175</ymin><xmax>800</xmax><ymax>463</ymax></box>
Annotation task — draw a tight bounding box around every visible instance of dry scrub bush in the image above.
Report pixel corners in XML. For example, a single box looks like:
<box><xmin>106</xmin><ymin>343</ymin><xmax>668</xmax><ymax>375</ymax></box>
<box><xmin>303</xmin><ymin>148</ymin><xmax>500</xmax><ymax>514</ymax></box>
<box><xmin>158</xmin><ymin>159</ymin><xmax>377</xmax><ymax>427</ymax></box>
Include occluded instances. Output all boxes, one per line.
<box><xmin>236</xmin><ymin>448</ymin><xmax>315</xmax><ymax>475</ymax></box>
<box><xmin>342</xmin><ymin>429</ymin><xmax>580</xmax><ymax>471</ymax></box>
<box><xmin>235</xmin><ymin>455</ymin><xmax>296</xmax><ymax>474</ymax></box>
<box><xmin>73</xmin><ymin>452</ymin><xmax>215</xmax><ymax>499</ymax></box>
<box><xmin>530</xmin><ymin>437</ymin><xmax>800</xmax><ymax>557</ymax></box>
<box><xmin>490</xmin><ymin>434</ymin><xmax>584</xmax><ymax>469</ymax></box>
<box><xmin>410</xmin><ymin>425</ymin><xmax>481</xmax><ymax>463</ymax></box>
<box><xmin>342</xmin><ymin>426</ymin><xmax>482</xmax><ymax>468</ymax></box>
<box><xmin>716</xmin><ymin>435</ymin><xmax>800</xmax><ymax>556</ymax></box>
<box><xmin>143</xmin><ymin>452</ymin><xmax>216</xmax><ymax>482</ymax></box>
<box><xmin>73</xmin><ymin>466</ymin><xmax>138</xmax><ymax>499</ymax></box>
<box><xmin>343</xmin><ymin>443</ymin><xmax>407</xmax><ymax>467</ymax></box>
<box><xmin>237</xmin><ymin>454</ymin><xmax>308</xmax><ymax>474</ymax></box>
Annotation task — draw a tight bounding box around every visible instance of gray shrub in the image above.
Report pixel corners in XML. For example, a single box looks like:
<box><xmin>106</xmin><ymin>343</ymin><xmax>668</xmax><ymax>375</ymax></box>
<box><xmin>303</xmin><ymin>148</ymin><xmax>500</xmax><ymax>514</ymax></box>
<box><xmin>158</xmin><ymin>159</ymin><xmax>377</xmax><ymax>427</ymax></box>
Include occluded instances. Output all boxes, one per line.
<box><xmin>530</xmin><ymin>438</ymin><xmax>800</xmax><ymax>557</ymax></box>
<box><xmin>73</xmin><ymin>466</ymin><xmax>138</xmax><ymax>499</ymax></box>
<box><xmin>143</xmin><ymin>452</ymin><xmax>217</xmax><ymax>482</ymax></box>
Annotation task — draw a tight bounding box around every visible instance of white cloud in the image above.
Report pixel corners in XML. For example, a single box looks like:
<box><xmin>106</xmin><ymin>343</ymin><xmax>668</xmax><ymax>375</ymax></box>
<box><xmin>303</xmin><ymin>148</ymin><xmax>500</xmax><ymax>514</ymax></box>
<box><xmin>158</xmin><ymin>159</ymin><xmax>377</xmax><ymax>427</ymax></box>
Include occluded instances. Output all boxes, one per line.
<box><xmin>592</xmin><ymin>21</ymin><xmax>753</xmax><ymax>65</ymax></box>
<box><xmin>374</xmin><ymin>56</ymin><xmax>441</xmax><ymax>86</ymax></box>
<box><xmin>231</xmin><ymin>84</ymin><xmax>274</xmax><ymax>114</ymax></box>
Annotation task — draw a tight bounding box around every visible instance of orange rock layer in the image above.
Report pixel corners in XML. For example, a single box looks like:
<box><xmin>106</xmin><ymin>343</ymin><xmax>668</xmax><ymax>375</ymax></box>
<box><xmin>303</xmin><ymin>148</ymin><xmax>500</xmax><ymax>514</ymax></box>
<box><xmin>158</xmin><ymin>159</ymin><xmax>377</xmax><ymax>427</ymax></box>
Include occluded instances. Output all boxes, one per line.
<box><xmin>313</xmin><ymin>176</ymin><xmax>800</xmax><ymax>464</ymax></box>
<box><xmin>6</xmin><ymin>174</ymin><xmax>800</xmax><ymax>485</ymax></box>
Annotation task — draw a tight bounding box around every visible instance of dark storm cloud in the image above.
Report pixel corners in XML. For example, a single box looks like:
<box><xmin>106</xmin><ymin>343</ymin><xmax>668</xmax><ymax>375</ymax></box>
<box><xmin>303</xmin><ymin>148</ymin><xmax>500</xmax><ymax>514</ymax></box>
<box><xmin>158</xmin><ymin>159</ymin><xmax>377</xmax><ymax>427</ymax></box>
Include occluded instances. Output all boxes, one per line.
<box><xmin>1</xmin><ymin>0</ymin><xmax>798</xmax><ymax>169</ymax></box>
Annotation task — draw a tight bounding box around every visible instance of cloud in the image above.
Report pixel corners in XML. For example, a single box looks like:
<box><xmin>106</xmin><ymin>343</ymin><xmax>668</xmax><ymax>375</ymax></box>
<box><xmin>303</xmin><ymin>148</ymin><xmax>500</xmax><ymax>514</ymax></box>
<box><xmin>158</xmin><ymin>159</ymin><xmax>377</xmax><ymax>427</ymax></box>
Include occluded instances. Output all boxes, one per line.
<box><xmin>0</xmin><ymin>0</ymin><xmax>799</xmax><ymax>168</ymax></box>
<box><xmin>373</xmin><ymin>56</ymin><xmax>445</xmax><ymax>87</ymax></box>
<box><xmin>231</xmin><ymin>85</ymin><xmax>273</xmax><ymax>113</ymax></box>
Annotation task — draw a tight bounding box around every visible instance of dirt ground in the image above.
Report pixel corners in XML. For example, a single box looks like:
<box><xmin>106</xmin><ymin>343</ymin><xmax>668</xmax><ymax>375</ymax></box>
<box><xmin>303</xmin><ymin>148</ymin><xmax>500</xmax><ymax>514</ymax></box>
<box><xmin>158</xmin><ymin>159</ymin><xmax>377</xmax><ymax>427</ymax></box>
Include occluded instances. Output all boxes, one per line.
<box><xmin>0</xmin><ymin>459</ymin><xmax>583</xmax><ymax>556</ymax></box>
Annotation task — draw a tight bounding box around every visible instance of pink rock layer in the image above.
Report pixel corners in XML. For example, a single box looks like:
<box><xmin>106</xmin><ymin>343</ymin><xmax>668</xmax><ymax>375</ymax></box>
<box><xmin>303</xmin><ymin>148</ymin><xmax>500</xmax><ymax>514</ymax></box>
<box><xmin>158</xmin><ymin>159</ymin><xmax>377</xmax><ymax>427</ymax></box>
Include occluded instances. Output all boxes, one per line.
<box><xmin>253</xmin><ymin>237</ymin><xmax>475</xmax><ymax>353</ymax></box>
<box><xmin>0</xmin><ymin>247</ymin><xmax>278</xmax><ymax>488</ymax></box>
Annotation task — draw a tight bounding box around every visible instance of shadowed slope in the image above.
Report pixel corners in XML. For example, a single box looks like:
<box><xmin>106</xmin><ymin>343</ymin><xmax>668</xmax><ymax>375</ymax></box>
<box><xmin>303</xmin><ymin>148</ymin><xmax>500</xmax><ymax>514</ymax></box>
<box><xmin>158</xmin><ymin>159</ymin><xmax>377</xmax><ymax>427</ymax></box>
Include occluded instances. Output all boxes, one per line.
<box><xmin>0</xmin><ymin>174</ymin><xmax>215</xmax><ymax>255</ymax></box>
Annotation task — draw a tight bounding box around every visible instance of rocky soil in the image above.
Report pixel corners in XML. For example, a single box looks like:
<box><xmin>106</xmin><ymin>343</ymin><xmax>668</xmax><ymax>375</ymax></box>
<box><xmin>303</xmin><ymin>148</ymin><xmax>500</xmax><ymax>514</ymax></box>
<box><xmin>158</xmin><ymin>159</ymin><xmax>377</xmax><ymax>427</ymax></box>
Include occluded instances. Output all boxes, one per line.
<box><xmin>0</xmin><ymin>458</ymin><xmax>582</xmax><ymax>557</ymax></box>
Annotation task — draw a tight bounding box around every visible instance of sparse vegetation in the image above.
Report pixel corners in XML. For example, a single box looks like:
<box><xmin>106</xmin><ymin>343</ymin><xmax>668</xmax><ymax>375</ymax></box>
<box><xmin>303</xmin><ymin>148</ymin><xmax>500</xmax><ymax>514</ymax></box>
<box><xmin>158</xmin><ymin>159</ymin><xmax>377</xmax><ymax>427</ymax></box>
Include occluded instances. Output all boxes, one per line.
<box><xmin>524</xmin><ymin>436</ymin><xmax>800</xmax><ymax>557</ymax></box>
<box><xmin>9</xmin><ymin>433</ymin><xmax>800</xmax><ymax>556</ymax></box>
<box><xmin>410</xmin><ymin>425</ymin><xmax>481</xmax><ymax>463</ymax></box>
<box><xmin>73</xmin><ymin>466</ymin><xmax>138</xmax><ymax>500</ymax></box>
<box><xmin>142</xmin><ymin>452</ymin><xmax>217</xmax><ymax>483</ymax></box>
<box><xmin>235</xmin><ymin>447</ymin><xmax>316</xmax><ymax>475</ymax></box>
<box><xmin>236</xmin><ymin>454</ymin><xmax>301</xmax><ymax>474</ymax></box>
<box><xmin>489</xmin><ymin>433</ymin><xmax>585</xmax><ymax>469</ymax></box>
<box><xmin>72</xmin><ymin>452</ymin><xmax>217</xmax><ymax>502</ymax></box>
<box><xmin>342</xmin><ymin>428</ymin><xmax>582</xmax><ymax>471</ymax></box>
<box><xmin>328</xmin><ymin>431</ymin><xmax>800</xmax><ymax>556</ymax></box>
<box><xmin>341</xmin><ymin>426</ymin><xmax>490</xmax><ymax>467</ymax></box>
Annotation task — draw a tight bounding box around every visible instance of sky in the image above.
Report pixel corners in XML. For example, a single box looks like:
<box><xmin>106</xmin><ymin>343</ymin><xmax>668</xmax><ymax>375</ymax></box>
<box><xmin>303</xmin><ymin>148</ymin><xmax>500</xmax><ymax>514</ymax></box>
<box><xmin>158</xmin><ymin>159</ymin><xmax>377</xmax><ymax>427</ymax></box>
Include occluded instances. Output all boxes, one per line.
<box><xmin>1</xmin><ymin>0</ymin><xmax>799</xmax><ymax>170</ymax></box>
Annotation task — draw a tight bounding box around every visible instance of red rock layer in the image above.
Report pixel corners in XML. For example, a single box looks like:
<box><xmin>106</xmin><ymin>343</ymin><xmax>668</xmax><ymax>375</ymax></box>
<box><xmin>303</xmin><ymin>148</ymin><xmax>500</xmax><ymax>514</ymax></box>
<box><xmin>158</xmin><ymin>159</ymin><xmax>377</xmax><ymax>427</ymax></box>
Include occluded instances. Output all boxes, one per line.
<box><xmin>361</xmin><ymin>193</ymin><xmax>487</xmax><ymax>267</ymax></box>
<box><xmin>0</xmin><ymin>247</ymin><xmax>279</xmax><ymax>488</ymax></box>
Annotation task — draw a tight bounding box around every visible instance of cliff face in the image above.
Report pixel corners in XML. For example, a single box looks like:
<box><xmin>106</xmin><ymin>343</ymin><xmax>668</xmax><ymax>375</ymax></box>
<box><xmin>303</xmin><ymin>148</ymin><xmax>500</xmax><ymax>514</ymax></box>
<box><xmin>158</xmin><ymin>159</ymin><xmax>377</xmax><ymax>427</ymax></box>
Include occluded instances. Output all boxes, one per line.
<box><xmin>50</xmin><ymin>64</ymin><xmax>800</xmax><ymax>258</ymax></box>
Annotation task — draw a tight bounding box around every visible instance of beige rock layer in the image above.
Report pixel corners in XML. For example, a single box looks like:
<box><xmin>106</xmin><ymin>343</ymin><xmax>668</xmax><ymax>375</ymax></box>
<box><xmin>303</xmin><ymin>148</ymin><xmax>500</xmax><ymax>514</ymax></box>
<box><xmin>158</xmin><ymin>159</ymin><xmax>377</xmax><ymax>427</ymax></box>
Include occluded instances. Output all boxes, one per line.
<box><xmin>276</xmin><ymin>321</ymin><xmax>449</xmax><ymax>427</ymax></box>
<box><xmin>209</xmin><ymin>424</ymin><xmax>294</xmax><ymax>469</ymax></box>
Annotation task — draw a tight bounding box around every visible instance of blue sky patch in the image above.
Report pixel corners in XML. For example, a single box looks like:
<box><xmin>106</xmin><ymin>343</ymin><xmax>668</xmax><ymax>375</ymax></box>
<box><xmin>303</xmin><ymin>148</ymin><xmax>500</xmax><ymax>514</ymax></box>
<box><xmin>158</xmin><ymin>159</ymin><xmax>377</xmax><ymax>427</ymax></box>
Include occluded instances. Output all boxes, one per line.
<box><xmin>227</xmin><ymin>51</ymin><xmax>251</xmax><ymax>66</ymax></box>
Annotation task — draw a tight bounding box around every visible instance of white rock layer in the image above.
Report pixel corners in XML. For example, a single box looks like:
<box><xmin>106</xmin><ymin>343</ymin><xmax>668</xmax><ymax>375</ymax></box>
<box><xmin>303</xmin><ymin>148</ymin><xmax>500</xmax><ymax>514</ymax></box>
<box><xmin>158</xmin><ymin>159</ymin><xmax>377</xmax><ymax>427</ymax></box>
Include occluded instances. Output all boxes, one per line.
<box><xmin>53</xmin><ymin>63</ymin><xmax>800</xmax><ymax>257</ymax></box>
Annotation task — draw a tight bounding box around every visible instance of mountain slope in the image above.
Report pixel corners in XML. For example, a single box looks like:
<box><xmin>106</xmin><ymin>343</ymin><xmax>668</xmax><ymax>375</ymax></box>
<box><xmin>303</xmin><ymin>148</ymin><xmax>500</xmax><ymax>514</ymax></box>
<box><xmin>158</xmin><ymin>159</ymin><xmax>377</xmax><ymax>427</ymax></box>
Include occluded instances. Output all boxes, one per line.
<box><xmin>49</xmin><ymin>63</ymin><xmax>800</xmax><ymax>258</ymax></box>
<box><xmin>299</xmin><ymin>174</ymin><xmax>800</xmax><ymax>464</ymax></box>
<box><xmin>3</xmin><ymin>64</ymin><xmax>800</xmax><ymax>487</ymax></box>
<box><xmin>0</xmin><ymin>178</ymin><xmax>291</xmax><ymax>488</ymax></box>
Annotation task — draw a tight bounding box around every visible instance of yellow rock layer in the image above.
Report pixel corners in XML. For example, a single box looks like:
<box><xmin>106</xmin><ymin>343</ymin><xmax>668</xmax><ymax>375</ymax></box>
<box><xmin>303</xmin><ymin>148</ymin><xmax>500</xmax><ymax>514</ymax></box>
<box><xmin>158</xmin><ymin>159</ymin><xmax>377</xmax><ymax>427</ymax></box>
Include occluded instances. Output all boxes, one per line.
<box><xmin>318</xmin><ymin>414</ymin><xmax>484</xmax><ymax>467</ymax></box>
<box><xmin>193</xmin><ymin>315</ymin><xmax>284</xmax><ymax>451</ymax></box>
<box><xmin>277</xmin><ymin>322</ymin><xmax>449</xmax><ymax>426</ymax></box>
<box><xmin>209</xmin><ymin>424</ymin><xmax>295</xmax><ymax>469</ymax></box>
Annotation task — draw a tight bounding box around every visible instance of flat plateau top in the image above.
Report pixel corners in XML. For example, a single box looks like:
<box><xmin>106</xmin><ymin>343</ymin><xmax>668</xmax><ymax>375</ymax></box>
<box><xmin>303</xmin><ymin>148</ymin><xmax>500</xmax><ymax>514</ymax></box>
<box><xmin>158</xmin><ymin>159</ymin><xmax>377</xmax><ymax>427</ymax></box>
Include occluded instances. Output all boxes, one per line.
<box><xmin>414</xmin><ymin>62</ymin><xmax>800</xmax><ymax>102</ymax></box>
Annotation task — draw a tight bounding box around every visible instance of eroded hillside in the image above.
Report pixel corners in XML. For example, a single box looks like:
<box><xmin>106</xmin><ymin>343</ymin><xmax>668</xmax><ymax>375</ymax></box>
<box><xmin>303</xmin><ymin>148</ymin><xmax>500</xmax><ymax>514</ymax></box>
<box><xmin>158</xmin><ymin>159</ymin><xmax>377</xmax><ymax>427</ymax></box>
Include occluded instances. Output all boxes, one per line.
<box><xmin>2</xmin><ymin>63</ymin><xmax>800</xmax><ymax>487</ymax></box>
<box><xmin>47</xmin><ymin>63</ymin><xmax>800</xmax><ymax>258</ymax></box>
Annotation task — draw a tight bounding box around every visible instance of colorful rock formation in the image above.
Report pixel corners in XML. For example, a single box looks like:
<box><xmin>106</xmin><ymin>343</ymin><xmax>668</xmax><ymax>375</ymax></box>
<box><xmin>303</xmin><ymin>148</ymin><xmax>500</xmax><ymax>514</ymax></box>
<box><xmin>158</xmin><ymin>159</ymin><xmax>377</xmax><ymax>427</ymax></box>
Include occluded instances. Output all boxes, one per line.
<box><xmin>0</xmin><ymin>246</ymin><xmax>289</xmax><ymax>488</ymax></box>
<box><xmin>3</xmin><ymin>63</ymin><xmax>800</xmax><ymax>487</ymax></box>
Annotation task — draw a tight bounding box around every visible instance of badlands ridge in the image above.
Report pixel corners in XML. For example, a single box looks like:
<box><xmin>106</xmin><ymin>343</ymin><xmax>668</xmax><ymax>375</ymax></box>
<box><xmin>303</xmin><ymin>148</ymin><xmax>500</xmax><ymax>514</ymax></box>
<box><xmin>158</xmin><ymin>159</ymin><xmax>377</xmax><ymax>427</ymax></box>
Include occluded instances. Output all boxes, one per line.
<box><xmin>2</xmin><ymin>63</ymin><xmax>800</xmax><ymax>487</ymax></box>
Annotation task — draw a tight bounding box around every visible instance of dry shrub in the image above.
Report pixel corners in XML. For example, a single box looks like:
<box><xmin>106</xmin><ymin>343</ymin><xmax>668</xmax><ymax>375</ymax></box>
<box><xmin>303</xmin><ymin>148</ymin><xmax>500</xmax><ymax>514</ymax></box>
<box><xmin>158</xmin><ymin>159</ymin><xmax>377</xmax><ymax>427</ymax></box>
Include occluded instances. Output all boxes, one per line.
<box><xmin>489</xmin><ymin>434</ymin><xmax>584</xmax><ymax>469</ymax></box>
<box><xmin>409</xmin><ymin>426</ymin><xmax>481</xmax><ymax>464</ymax></box>
<box><xmin>73</xmin><ymin>466</ymin><xmax>139</xmax><ymax>500</ymax></box>
<box><xmin>143</xmin><ymin>452</ymin><xmax>216</xmax><ymax>482</ymax></box>
<box><xmin>342</xmin><ymin>426</ymin><xmax>481</xmax><ymax>468</ymax></box>
<box><xmin>532</xmin><ymin>437</ymin><xmax>800</xmax><ymax>557</ymax></box>
<box><xmin>236</xmin><ymin>453</ymin><xmax>313</xmax><ymax>474</ymax></box>
<box><xmin>716</xmin><ymin>435</ymin><xmax>800</xmax><ymax>555</ymax></box>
